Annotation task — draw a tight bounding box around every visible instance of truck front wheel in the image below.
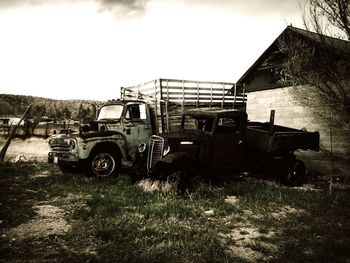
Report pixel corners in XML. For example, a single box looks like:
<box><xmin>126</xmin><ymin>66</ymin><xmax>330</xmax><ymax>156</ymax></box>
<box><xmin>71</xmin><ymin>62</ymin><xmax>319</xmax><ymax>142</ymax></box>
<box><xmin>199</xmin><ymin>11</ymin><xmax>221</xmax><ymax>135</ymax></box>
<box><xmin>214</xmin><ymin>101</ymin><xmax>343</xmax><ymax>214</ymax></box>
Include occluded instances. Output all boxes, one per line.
<box><xmin>89</xmin><ymin>150</ymin><xmax>120</xmax><ymax>178</ymax></box>
<box><xmin>152</xmin><ymin>158</ymin><xmax>206</xmax><ymax>194</ymax></box>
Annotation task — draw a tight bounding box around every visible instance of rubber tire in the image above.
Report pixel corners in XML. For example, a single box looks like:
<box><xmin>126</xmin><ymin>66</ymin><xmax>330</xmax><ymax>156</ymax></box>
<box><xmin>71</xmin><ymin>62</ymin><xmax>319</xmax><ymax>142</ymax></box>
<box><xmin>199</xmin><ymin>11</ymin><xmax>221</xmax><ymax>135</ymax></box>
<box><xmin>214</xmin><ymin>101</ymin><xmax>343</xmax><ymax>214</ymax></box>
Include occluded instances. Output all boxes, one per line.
<box><xmin>166</xmin><ymin>159</ymin><xmax>204</xmax><ymax>194</ymax></box>
<box><xmin>151</xmin><ymin>159</ymin><xmax>203</xmax><ymax>194</ymax></box>
<box><xmin>88</xmin><ymin>149</ymin><xmax>120</xmax><ymax>178</ymax></box>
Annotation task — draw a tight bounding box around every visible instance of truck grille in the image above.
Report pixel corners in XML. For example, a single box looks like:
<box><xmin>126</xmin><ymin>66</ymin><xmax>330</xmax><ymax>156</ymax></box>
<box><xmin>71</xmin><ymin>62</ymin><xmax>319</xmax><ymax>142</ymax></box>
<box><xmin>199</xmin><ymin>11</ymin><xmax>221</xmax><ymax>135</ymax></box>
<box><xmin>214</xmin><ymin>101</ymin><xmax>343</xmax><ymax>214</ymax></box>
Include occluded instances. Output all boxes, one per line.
<box><xmin>49</xmin><ymin>138</ymin><xmax>70</xmax><ymax>151</ymax></box>
<box><xmin>147</xmin><ymin>135</ymin><xmax>164</xmax><ymax>172</ymax></box>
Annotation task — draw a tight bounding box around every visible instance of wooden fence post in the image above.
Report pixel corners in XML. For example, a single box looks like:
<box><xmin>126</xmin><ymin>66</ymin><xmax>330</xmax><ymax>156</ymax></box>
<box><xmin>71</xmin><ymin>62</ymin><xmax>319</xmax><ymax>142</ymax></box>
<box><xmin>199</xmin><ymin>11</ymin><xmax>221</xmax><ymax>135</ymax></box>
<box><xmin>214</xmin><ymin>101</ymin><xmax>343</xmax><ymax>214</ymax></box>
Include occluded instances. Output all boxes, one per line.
<box><xmin>0</xmin><ymin>104</ymin><xmax>32</xmax><ymax>163</ymax></box>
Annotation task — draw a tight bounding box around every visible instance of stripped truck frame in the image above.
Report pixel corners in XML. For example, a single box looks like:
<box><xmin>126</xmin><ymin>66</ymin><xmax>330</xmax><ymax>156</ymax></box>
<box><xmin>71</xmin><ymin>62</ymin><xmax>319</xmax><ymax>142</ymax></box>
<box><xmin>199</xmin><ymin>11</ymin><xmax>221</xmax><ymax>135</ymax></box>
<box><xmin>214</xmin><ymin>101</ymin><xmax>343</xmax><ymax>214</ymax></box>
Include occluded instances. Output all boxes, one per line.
<box><xmin>147</xmin><ymin>109</ymin><xmax>319</xmax><ymax>187</ymax></box>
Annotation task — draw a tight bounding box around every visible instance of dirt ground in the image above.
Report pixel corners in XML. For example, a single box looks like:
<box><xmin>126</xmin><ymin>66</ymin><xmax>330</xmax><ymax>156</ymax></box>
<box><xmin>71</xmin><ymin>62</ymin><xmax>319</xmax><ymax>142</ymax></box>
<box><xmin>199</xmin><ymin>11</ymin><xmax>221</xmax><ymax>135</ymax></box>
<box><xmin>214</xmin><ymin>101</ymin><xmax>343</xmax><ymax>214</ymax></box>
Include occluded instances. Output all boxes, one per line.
<box><xmin>0</xmin><ymin>165</ymin><xmax>97</xmax><ymax>262</ymax></box>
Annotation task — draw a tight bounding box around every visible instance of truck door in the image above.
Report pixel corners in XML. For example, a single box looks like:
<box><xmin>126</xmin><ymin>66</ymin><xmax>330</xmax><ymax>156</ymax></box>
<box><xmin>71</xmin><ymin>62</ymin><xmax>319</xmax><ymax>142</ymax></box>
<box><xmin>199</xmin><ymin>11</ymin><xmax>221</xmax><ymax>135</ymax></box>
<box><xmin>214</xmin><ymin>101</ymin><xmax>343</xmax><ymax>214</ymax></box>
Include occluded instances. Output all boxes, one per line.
<box><xmin>209</xmin><ymin>117</ymin><xmax>245</xmax><ymax>170</ymax></box>
<box><xmin>122</xmin><ymin>103</ymin><xmax>152</xmax><ymax>149</ymax></box>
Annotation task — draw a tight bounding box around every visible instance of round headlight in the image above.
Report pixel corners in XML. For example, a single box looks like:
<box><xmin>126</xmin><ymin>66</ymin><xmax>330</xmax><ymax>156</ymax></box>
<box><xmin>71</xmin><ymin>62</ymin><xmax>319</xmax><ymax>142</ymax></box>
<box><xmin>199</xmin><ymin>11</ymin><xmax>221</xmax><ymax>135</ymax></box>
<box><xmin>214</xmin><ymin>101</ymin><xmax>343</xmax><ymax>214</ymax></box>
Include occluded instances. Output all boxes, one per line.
<box><xmin>69</xmin><ymin>140</ymin><xmax>75</xmax><ymax>150</ymax></box>
<box><xmin>163</xmin><ymin>146</ymin><xmax>170</xmax><ymax>156</ymax></box>
<box><xmin>138</xmin><ymin>143</ymin><xmax>147</xmax><ymax>153</ymax></box>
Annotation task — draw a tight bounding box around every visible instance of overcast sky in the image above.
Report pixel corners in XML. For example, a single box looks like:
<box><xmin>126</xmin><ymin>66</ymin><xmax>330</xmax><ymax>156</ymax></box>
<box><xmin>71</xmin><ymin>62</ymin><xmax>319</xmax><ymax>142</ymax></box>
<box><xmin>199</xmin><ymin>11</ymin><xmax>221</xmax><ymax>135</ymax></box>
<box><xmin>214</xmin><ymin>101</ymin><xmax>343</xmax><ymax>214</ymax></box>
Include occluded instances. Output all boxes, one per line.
<box><xmin>0</xmin><ymin>0</ymin><xmax>307</xmax><ymax>101</ymax></box>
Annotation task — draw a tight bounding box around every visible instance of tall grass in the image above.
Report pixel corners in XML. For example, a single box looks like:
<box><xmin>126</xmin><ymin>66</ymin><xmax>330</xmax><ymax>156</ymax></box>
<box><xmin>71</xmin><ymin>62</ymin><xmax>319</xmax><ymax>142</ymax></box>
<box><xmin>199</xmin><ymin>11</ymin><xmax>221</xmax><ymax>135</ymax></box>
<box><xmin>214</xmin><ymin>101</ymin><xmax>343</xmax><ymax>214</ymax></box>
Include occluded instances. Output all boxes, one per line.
<box><xmin>1</xmin><ymin>163</ymin><xmax>349</xmax><ymax>262</ymax></box>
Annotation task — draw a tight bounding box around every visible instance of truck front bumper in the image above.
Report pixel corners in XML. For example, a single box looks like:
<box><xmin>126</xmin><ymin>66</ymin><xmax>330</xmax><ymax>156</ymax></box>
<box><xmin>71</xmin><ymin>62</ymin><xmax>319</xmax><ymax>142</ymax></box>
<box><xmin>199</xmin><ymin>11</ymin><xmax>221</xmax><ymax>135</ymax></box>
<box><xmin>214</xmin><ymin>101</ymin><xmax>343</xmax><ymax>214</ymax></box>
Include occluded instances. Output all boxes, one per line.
<box><xmin>48</xmin><ymin>151</ymin><xmax>79</xmax><ymax>166</ymax></box>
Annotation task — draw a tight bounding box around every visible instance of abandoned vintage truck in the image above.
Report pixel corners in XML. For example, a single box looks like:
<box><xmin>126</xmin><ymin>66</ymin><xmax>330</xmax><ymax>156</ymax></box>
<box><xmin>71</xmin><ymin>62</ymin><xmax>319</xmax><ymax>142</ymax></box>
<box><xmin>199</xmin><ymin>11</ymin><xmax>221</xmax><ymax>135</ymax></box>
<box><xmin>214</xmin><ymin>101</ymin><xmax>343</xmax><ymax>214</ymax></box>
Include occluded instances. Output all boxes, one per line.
<box><xmin>146</xmin><ymin>109</ymin><xmax>319</xmax><ymax>186</ymax></box>
<box><xmin>48</xmin><ymin>79</ymin><xmax>245</xmax><ymax>177</ymax></box>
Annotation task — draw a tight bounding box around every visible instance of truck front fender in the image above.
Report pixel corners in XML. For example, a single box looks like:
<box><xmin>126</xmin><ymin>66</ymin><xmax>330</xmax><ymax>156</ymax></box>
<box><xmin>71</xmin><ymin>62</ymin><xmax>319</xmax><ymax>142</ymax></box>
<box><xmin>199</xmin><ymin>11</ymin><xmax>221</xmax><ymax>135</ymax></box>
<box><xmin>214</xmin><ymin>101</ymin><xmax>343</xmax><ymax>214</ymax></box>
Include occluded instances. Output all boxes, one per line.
<box><xmin>78</xmin><ymin>134</ymin><xmax>127</xmax><ymax>161</ymax></box>
<box><xmin>159</xmin><ymin>152</ymin><xmax>194</xmax><ymax>164</ymax></box>
<box><xmin>151</xmin><ymin>152</ymin><xmax>202</xmax><ymax>180</ymax></box>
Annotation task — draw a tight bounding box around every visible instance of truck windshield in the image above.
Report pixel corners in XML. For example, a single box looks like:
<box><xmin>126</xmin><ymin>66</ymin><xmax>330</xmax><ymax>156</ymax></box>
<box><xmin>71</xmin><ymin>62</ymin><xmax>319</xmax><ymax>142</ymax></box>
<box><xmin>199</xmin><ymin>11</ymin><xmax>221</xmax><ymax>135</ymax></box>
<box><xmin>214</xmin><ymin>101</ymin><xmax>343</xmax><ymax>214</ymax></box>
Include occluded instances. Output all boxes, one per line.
<box><xmin>182</xmin><ymin>115</ymin><xmax>214</xmax><ymax>133</ymax></box>
<box><xmin>97</xmin><ymin>105</ymin><xmax>124</xmax><ymax>120</ymax></box>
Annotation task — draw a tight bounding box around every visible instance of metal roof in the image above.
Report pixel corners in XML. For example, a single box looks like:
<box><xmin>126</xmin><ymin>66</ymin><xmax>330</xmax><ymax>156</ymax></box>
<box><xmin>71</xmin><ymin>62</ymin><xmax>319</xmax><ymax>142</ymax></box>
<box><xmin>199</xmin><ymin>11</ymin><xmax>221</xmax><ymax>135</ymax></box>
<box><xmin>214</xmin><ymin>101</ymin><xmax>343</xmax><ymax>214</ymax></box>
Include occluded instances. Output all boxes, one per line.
<box><xmin>236</xmin><ymin>26</ymin><xmax>350</xmax><ymax>87</ymax></box>
<box><xmin>289</xmin><ymin>26</ymin><xmax>350</xmax><ymax>54</ymax></box>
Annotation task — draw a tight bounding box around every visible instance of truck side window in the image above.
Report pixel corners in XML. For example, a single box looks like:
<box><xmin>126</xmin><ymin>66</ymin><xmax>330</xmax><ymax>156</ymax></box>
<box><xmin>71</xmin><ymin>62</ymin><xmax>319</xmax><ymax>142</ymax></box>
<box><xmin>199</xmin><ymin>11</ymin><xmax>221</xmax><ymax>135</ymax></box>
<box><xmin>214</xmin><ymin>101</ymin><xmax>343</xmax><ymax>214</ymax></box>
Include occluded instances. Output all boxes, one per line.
<box><xmin>217</xmin><ymin>118</ymin><xmax>238</xmax><ymax>134</ymax></box>
<box><xmin>203</xmin><ymin>119</ymin><xmax>214</xmax><ymax>132</ymax></box>
<box><xmin>195</xmin><ymin>118</ymin><xmax>213</xmax><ymax>132</ymax></box>
<box><xmin>125</xmin><ymin>104</ymin><xmax>147</xmax><ymax>120</ymax></box>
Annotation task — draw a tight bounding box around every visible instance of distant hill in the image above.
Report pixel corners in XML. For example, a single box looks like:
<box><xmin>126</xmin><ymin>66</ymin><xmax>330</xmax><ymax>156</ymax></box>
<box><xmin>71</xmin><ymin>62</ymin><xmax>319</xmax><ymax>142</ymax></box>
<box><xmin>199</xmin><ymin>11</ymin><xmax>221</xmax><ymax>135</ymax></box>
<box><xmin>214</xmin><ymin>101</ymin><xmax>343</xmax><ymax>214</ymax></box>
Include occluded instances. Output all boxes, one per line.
<box><xmin>0</xmin><ymin>94</ymin><xmax>104</xmax><ymax>122</ymax></box>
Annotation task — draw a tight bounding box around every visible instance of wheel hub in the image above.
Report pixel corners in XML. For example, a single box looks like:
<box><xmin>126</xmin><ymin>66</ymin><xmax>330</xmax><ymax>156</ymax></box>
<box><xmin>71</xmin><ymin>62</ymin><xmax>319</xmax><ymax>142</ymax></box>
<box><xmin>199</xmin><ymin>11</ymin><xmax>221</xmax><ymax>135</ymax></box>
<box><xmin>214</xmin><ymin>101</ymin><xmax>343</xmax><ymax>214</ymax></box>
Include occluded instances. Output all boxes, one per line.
<box><xmin>92</xmin><ymin>153</ymin><xmax>116</xmax><ymax>177</ymax></box>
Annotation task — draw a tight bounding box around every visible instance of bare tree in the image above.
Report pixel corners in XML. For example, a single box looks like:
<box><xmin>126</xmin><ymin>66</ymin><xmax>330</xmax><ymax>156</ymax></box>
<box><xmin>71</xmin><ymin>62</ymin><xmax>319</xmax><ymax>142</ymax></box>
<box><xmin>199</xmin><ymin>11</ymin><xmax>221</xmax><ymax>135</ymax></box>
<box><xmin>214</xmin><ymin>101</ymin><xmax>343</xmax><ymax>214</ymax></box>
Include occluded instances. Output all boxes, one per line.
<box><xmin>277</xmin><ymin>0</ymin><xmax>350</xmax><ymax>128</ymax></box>
<box><xmin>305</xmin><ymin>0</ymin><xmax>350</xmax><ymax>39</ymax></box>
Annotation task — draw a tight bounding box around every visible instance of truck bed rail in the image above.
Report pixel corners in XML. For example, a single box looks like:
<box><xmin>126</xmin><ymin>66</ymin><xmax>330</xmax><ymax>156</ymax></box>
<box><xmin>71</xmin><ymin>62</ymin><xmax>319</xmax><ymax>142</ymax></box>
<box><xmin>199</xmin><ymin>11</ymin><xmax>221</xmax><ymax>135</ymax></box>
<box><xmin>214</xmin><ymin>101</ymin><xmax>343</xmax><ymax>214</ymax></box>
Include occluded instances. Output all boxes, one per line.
<box><xmin>121</xmin><ymin>78</ymin><xmax>246</xmax><ymax>108</ymax></box>
<box><xmin>121</xmin><ymin>79</ymin><xmax>246</xmax><ymax>134</ymax></box>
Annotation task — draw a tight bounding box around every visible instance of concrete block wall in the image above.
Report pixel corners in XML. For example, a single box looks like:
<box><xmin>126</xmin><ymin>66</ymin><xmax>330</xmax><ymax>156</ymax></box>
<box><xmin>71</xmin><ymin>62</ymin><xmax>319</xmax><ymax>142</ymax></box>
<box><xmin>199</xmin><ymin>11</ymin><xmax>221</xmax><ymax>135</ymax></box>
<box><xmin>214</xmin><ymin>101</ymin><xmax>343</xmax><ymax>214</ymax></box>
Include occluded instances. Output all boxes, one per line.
<box><xmin>247</xmin><ymin>86</ymin><xmax>350</xmax><ymax>156</ymax></box>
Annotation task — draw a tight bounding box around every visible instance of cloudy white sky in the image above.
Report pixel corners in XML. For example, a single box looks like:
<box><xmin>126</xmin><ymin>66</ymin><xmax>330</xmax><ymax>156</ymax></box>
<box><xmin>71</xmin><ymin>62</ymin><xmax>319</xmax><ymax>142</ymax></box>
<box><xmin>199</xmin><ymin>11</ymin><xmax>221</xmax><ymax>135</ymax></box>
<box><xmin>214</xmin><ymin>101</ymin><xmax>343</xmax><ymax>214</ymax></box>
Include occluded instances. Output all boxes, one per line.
<box><xmin>0</xmin><ymin>0</ymin><xmax>307</xmax><ymax>101</ymax></box>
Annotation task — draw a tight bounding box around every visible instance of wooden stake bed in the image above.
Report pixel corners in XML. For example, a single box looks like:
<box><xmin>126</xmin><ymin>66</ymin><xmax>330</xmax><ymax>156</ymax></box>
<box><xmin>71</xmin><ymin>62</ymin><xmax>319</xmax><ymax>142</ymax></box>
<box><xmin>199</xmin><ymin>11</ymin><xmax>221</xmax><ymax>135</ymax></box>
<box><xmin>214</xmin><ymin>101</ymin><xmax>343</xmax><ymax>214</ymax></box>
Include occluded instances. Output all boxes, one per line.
<box><xmin>121</xmin><ymin>79</ymin><xmax>246</xmax><ymax>134</ymax></box>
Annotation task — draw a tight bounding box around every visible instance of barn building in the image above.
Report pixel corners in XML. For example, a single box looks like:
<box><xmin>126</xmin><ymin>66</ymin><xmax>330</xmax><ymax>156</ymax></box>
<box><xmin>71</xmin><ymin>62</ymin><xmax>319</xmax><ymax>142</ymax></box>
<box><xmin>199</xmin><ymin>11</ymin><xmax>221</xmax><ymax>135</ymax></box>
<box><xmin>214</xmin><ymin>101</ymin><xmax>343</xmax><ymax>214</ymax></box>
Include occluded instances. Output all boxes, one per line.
<box><xmin>236</xmin><ymin>26</ymin><xmax>350</xmax><ymax>174</ymax></box>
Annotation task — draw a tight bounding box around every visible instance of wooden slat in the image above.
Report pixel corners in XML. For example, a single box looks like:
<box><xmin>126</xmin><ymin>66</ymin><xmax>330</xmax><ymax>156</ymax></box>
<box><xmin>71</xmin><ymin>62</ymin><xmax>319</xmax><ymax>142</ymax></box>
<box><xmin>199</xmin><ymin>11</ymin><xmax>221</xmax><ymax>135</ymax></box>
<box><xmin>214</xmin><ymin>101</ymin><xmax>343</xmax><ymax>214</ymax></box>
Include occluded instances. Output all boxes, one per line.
<box><xmin>123</xmin><ymin>94</ymin><xmax>246</xmax><ymax>102</ymax></box>
<box><xmin>123</xmin><ymin>92</ymin><xmax>246</xmax><ymax>99</ymax></box>
<box><xmin>125</xmin><ymin>86</ymin><xmax>243</xmax><ymax>96</ymax></box>
<box><xmin>147</xmin><ymin>85</ymin><xmax>233</xmax><ymax>91</ymax></box>
<box><xmin>158</xmin><ymin>93</ymin><xmax>244</xmax><ymax>98</ymax></box>
<box><xmin>165</xmin><ymin>98</ymin><xmax>246</xmax><ymax>102</ymax></box>
<box><xmin>161</xmin><ymin>78</ymin><xmax>234</xmax><ymax>86</ymax></box>
<box><xmin>123</xmin><ymin>79</ymin><xmax>244</xmax><ymax>99</ymax></box>
<box><xmin>142</xmin><ymin>94</ymin><xmax>245</xmax><ymax>101</ymax></box>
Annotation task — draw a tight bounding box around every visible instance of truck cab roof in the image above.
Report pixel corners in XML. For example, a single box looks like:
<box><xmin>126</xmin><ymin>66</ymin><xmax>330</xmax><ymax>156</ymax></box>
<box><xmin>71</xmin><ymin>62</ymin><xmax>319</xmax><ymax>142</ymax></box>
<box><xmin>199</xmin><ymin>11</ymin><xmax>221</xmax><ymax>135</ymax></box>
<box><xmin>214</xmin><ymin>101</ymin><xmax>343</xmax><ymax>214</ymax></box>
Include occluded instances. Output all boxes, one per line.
<box><xmin>103</xmin><ymin>99</ymin><xmax>146</xmax><ymax>106</ymax></box>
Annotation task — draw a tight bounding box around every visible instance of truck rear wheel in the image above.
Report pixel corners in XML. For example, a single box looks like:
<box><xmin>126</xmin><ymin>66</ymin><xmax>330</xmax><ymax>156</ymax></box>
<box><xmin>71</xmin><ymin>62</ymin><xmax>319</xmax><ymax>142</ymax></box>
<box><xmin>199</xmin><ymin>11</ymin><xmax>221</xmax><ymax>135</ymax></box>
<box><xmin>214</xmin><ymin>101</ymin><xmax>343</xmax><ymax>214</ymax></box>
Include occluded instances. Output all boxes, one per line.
<box><xmin>89</xmin><ymin>149</ymin><xmax>120</xmax><ymax>178</ymax></box>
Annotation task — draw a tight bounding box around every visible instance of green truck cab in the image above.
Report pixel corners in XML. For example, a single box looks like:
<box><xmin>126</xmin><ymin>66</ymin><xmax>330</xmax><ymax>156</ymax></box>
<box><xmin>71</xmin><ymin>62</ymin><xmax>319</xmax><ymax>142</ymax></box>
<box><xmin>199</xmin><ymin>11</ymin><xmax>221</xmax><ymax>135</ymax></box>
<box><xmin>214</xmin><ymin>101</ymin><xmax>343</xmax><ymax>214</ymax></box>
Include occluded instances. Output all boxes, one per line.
<box><xmin>48</xmin><ymin>99</ymin><xmax>152</xmax><ymax>177</ymax></box>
